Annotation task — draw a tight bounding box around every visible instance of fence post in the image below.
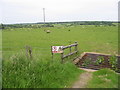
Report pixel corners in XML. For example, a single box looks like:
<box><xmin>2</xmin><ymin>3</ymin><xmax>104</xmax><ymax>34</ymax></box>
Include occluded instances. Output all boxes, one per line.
<box><xmin>70</xmin><ymin>45</ymin><xmax>72</xmax><ymax>53</ymax></box>
<box><xmin>75</xmin><ymin>42</ymin><xmax>78</xmax><ymax>58</ymax></box>
<box><xmin>75</xmin><ymin>41</ymin><xmax>78</xmax><ymax>51</ymax></box>
<box><xmin>61</xmin><ymin>52</ymin><xmax>64</xmax><ymax>63</ymax></box>
<box><xmin>25</xmin><ymin>46</ymin><xmax>32</xmax><ymax>59</ymax></box>
<box><xmin>61</xmin><ymin>46</ymin><xmax>64</xmax><ymax>63</ymax></box>
<box><xmin>70</xmin><ymin>46</ymin><xmax>72</xmax><ymax>59</ymax></box>
<box><xmin>51</xmin><ymin>46</ymin><xmax>54</xmax><ymax>61</ymax></box>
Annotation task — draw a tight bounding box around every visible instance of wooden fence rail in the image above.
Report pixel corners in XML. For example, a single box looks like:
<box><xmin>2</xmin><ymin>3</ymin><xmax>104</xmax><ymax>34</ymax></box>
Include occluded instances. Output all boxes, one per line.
<box><xmin>61</xmin><ymin>42</ymin><xmax>78</xmax><ymax>63</ymax></box>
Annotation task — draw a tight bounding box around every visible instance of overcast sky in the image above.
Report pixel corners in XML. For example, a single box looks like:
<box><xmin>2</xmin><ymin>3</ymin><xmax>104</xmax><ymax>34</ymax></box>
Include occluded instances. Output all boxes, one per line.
<box><xmin>0</xmin><ymin>0</ymin><xmax>119</xmax><ymax>24</ymax></box>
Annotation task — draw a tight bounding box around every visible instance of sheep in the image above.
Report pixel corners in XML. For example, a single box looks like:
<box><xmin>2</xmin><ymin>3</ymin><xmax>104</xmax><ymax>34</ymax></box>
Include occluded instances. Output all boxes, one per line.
<box><xmin>44</xmin><ymin>30</ymin><xmax>51</xmax><ymax>33</ymax></box>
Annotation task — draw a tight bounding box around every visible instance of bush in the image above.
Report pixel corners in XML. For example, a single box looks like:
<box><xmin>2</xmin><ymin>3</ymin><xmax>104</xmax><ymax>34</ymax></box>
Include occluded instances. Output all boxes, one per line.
<box><xmin>109</xmin><ymin>56</ymin><xmax>119</xmax><ymax>72</ymax></box>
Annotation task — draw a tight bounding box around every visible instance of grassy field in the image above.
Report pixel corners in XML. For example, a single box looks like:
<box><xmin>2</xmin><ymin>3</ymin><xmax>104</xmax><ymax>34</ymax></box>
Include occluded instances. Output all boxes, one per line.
<box><xmin>87</xmin><ymin>68</ymin><xmax>119</xmax><ymax>88</ymax></box>
<box><xmin>2</xmin><ymin>25</ymin><xmax>118</xmax><ymax>88</ymax></box>
<box><xmin>3</xmin><ymin>25</ymin><xmax>118</xmax><ymax>59</ymax></box>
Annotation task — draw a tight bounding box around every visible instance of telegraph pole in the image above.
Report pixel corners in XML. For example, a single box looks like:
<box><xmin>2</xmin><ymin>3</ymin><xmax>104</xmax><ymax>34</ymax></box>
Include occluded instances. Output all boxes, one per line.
<box><xmin>43</xmin><ymin>8</ymin><xmax>45</xmax><ymax>25</ymax></box>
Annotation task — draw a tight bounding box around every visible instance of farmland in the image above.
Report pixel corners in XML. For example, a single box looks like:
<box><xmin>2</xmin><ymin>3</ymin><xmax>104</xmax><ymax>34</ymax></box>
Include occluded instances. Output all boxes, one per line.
<box><xmin>2</xmin><ymin>23</ymin><xmax>119</xmax><ymax>88</ymax></box>
<box><xmin>2</xmin><ymin>25</ymin><xmax>118</xmax><ymax>59</ymax></box>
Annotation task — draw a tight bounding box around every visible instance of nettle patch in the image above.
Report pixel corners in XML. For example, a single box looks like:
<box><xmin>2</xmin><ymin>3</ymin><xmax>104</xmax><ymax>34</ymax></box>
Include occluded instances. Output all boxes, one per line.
<box><xmin>76</xmin><ymin>52</ymin><xmax>120</xmax><ymax>73</ymax></box>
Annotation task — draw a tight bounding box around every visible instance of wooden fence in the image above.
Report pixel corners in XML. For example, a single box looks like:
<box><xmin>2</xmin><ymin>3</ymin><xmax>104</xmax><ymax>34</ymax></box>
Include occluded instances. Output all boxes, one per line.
<box><xmin>61</xmin><ymin>42</ymin><xmax>78</xmax><ymax>63</ymax></box>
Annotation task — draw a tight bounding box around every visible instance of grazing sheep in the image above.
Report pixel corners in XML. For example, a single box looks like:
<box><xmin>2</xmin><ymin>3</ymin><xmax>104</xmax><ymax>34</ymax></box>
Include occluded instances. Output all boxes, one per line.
<box><xmin>44</xmin><ymin>30</ymin><xmax>51</xmax><ymax>33</ymax></box>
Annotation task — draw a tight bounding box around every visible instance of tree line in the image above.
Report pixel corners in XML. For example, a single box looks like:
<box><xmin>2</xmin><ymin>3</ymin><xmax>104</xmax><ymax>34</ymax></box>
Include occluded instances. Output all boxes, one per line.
<box><xmin>0</xmin><ymin>21</ymin><xmax>118</xmax><ymax>29</ymax></box>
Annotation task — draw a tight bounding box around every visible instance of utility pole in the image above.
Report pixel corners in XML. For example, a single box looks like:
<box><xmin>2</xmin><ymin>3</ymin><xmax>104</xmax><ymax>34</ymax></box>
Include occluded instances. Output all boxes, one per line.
<box><xmin>43</xmin><ymin>8</ymin><xmax>45</xmax><ymax>25</ymax></box>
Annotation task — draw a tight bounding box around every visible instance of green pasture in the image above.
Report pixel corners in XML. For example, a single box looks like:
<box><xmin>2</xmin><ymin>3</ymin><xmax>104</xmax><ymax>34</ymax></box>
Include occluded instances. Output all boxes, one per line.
<box><xmin>3</xmin><ymin>25</ymin><xmax>118</xmax><ymax>60</ymax></box>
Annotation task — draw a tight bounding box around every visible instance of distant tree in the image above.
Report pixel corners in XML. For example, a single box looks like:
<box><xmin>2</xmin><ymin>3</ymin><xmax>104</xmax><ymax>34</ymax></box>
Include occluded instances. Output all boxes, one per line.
<box><xmin>112</xmin><ymin>24</ymin><xmax>116</xmax><ymax>26</ymax></box>
<box><xmin>80</xmin><ymin>24</ymin><xmax>84</xmax><ymax>25</ymax></box>
<box><xmin>0</xmin><ymin>23</ymin><xmax>4</xmax><ymax>29</ymax></box>
<box><xmin>41</xmin><ymin>24</ymin><xmax>54</xmax><ymax>27</ymax></box>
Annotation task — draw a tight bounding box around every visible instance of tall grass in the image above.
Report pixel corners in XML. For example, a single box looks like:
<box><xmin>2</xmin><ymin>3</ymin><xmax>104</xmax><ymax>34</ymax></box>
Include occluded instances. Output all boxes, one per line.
<box><xmin>3</xmin><ymin>52</ymin><xmax>84</xmax><ymax>88</ymax></box>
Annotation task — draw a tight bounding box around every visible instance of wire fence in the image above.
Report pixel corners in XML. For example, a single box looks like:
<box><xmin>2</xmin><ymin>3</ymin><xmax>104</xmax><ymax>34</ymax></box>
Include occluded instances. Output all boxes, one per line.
<box><xmin>2</xmin><ymin>47</ymin><xmax>50</xmax><ymax>51</ymax></box>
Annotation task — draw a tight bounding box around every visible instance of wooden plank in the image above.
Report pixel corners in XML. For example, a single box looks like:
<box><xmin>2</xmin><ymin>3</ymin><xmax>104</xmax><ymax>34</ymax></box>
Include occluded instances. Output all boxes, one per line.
<box><xmin>62</xmin><ymin>51</ymin><xmax>78</xmax><ymax>59</ymax></box>
<box><xmin>62</xmin><ymin>43</ymin><xmax>78</xmax><ymax>50</ymax></box>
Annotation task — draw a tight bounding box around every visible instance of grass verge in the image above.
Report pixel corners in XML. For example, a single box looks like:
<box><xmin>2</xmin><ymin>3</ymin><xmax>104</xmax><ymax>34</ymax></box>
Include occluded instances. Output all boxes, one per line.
<box><xmin>3</xmin><ymin>52</ymin><xmax>84</xmax><ymax>88</ymax></box>
<box><xmin>87</xmin><ymin>68</ymin><xmax>119</xmax><ymax>88</ymax></box>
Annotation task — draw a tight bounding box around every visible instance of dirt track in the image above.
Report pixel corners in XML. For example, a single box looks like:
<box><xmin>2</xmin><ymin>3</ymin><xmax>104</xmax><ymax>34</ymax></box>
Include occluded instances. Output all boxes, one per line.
<box><xmin>72</xmin><ymin>68</ymin><xmax>97</xmax><ymax>88</ymax></box>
